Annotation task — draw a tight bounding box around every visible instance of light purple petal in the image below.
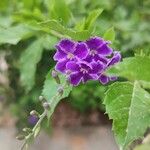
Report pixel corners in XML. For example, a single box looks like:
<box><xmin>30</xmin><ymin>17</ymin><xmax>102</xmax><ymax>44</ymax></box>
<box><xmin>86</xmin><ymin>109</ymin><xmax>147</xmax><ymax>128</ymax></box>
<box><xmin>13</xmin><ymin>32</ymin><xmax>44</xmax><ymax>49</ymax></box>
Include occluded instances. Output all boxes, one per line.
<box><xmin>89</xmin><ymin>61</ymin><xmax>104</xmax><ymax>74</ymax></box>
<box><xmin>97</xmin><ymin>43</ymin><xmax>113</xmax><ymax>56</ymax></box>
<box><xmin>108</xmin><ymin>51</ymin><xmax>121</xmax><ymax>66</ymax></box>
<box><xmin>53</xmin><ymin>49</ymin><xmax>67</xmax><ymax>61</ymax></box>
<box><xmin>69</xmin><ymin>72</ymin><xmax>82</xmax><ymax>86</ymax></box>
<box><xmin>57</xmin><ymin>39</ymin><xmax>76</xmax><ymax>53</ymax></box>
<box><xmin>55</xmin><ymin>59</ymin><xmax>68</xmax><ymax>73</ymax></box>
<box><xmin>99</xmin><ymin>74</ymin><xmax>109</xmax><ymax>85</ymax></box>
<box><xmin>74</xmin><ymin>42</ymin><xmax>89</xmax><ymax>59</ymax></box>
<box><xmin>110</xmin><ymin>76</ymin><xmax>118</xmax><ymax>81</ymax></box>
<box><xmin>66</xmin><ymin>61</ymin><xmax>80</xmax><ymax>72</ymax></box>
<box><xmin>82</xmin><ymin>74</ymin><xmax>94</xmax><ymax>83</ymax></box>
<box><xmin>86</xmin><ymin>37</ymin><xmax>104</xmax><ymax>49</ymax></box>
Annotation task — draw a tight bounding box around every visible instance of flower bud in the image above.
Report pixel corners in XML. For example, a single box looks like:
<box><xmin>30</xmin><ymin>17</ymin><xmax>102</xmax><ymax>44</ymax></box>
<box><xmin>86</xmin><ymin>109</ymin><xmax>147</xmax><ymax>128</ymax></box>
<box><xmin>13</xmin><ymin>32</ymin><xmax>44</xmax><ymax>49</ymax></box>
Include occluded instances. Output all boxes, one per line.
<box><xmin>39</xmin><ymin>95</ymin><xmax>44</xmax><ymax>101</ymax></box>
<box><xmin>43</xmin><ymin>102</ymin><xmax>50</xmax><ymax>110</ymax></box>
<box><xmin>16</xmin><ymin>135</ymin><xmax>25</xmax><ymax>140</ymax></box>
<box><xmin>23</xmin><ymin>128</ymin><xmax>32</xmax><ymax>133</ymax></box>
<box><xmin>51</xmin><ymin>70</ymin><xmax>60</xmax><ymax>84</ymax></box>
<box><xmin>30</xmin><ymin>110</ymin><xmax>39</xmax><ymax>116</ymax></box>
<box><xmin>57</xmin><ymin>86</ymin><xmax>64</xmax><ymax>96</ymax></box>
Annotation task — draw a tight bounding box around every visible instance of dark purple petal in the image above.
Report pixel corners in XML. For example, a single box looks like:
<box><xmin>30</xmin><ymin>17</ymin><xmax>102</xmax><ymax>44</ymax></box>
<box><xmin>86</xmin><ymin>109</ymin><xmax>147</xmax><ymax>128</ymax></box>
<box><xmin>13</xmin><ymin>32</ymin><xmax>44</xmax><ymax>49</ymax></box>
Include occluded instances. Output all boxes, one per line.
<box><xmin>89</xmin><ymin>61</ymin><xmax>104</xmax><ymax>74</ymax></box>
<box><xmin>74</xmin><ymin>42</ymin><xmax>89</xmax><ymax>59</ymax></box>
<box><xmin>66</xmin><ymin>61</ymin><xmax>80</xmax><ymax>72</ymax></box>
<box><xmin>94</xmin><ymin>55</ymin><xmax>109</xmax><ymax>64</ymax></box>
<box><xmin>55</xmin><ymin>59</ymin><xmax>68</xmax><ymax>73</ymax></box>
<box><xmin>69</xmin><ymin>72</ymin><xmax>82</xmax><ymax>86</ymax></box>
<box><xmin>84</xmin><ymin>55</ymin><xmax>93</xmax><ymax>62</ymax></box>
<box><xmin>57</xmin><ymin>39</ymin><xmax>76</xmax><ymax>53</ymax></box>
<box><xmin>99</xmin><ymin>74</ymin><xmax>109</xmax><ymax>85</ymax></box>
<box><xmin>86</xmin><ymin>37</ymin><xmax>104</xmax><ymax>49</ymax></box>
<box><xmin>82</xmin><ymin>74</ymin><xmax>94</xmax><ymax>83</ymax></box>
<box><xmin>53</xmin><ymin>49</ymin><xmax>66</xmax><ymax>61</ymax></box>
<box><xmin>108</xmin><ymin>51</ymin><xmax>121</xmax><ymax>66</ymax></box>
<box><xmin>97</xmin><ymin>43</ymin><xmax>113</xmax><ymax>56</ymax></box>
<box><xmin>28</xmin><ymin>115</ymin><xmax>39</xmax><ymax>125</ymax></box>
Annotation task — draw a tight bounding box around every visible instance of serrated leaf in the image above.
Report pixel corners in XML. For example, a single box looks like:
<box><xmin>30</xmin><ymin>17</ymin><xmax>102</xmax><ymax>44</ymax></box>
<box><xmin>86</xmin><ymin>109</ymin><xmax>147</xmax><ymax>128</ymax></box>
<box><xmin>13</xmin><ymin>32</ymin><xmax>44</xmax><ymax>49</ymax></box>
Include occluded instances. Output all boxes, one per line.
<box><xmin>104</xmin><ymin>81</ymin><xmax>150</xmax><ymax>149</ymax></box>
<box><xmin>39</xmin><ymin>20</ymin><xmax>91</xmax><ymax>41</ymax></box>
<box><xmin>49</xmin><ymin>0</ymin><xmax>71</xmax><ymax>24</ymax></box>
<box><xmin>107</xmin><ymin>55</ymin><xmax>150</xmax><ymax>84</ymax></box>
<box><xmin>84</xmin><ymin>8</ymin><xmax>103</xmax><ymax>31</ymax></box>
<box><xmin>42</xmin><ymin>70</ymin><xmax>72</xmax><ymax>118</ymax></box>
<box><xmin>0</xmin><ymin>25</ymin><xmax>34</xmax><ymax>45</ymax></box>
<box><xmin>19</xmin><ymin>38</ymin><xmax>44</xmax><ymax>92</ymax></box>
<box><xmin>103</xmin><ymin>27</ymin><xmax>115</xmax><ymax>42</ymax></box>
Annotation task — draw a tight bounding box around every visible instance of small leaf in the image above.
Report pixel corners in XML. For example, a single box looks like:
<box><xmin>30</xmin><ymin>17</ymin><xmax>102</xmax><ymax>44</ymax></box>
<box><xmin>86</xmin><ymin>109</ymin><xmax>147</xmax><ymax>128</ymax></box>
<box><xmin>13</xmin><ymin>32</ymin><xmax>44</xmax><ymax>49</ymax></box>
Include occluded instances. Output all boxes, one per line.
<box><xmin>39</xmin><ymin>20</ymin><xmax>91</xmax><ymax>41</ymax></box>
<box><xmin>84</xmin><ymin>9</ymin><xmax>103</xmax><ymax>31</ymax></box>
<box><xmin>42</xmin><ymin>70</ymin><xmax>72</xmax><ymax>118</ymax></box>
<box><xmin>103</xmin><ymin>27</ymin><xmax>115</xmax><ymax>42</ymax></box>
<box><xmin>107</xmin><ymin>55</ymin><xmax>150</xmax><ymax>83</ymax></box>
<box><xmin>19</xmin><ymin>38</ymin><xmax>44</xmax><ymax>92</ymax></box>
<box><xmin>104</xmin><ymin>81</ymin><xmax>150</xmax><ymax>149</ymax></box>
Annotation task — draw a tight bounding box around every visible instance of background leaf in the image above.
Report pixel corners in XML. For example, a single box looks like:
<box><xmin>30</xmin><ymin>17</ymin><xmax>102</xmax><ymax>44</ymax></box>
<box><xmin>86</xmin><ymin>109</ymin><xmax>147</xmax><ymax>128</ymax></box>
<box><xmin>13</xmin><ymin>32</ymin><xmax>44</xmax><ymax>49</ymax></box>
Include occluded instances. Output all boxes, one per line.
<box><xmin>0</xmin><ymin>25</ymin><xmax>34</xmax><ymax>45</ymax></box>
<box><xmin>19</xmin><ymin>37</ymin><xmax>44</xmax><ymax>92</ymax></box>
<box><xmin>103</xmin><ymin>26</ymin><xmax>115</xmax><ymax>42</ymax></box>
<box><xmin>49</xmin><ymin>0</ymin><xmax>71</xmax><ymax>25</ymax></box>
<box><xmin>104</xmin><ymin>81</ymin><xmax>150</xmax><ymax>149</ymax></box>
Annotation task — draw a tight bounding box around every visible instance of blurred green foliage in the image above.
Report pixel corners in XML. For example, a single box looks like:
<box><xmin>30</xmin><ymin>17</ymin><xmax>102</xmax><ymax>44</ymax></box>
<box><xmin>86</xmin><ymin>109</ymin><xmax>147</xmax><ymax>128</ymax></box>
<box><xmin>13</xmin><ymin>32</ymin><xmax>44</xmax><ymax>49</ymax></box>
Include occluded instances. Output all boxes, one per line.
<box><xmin>0</xmin><ymin>0</ymin><xmax>149</xmax><ymax>128</ymax></box>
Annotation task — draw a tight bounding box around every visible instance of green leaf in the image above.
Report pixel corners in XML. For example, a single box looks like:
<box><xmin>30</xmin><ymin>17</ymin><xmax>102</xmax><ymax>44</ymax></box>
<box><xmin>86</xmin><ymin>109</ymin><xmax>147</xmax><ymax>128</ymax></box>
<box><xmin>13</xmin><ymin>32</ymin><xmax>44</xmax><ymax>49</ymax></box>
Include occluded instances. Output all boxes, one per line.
<box><xmin>19</xmin><ymin>38</ymin><xmax>44</xmax><ymax>92</ymax></box>
<box><xmin>134</xmin><ymin>144</ymin><xmax>150</xmax><ymax>150</ymax></box>
<box><xmin>42</xmin><ymin>70</ymin><xmax>72</xmax><ymax>118</ymax></box>
<box><xmin>107</xmin><ymin>55</ymin><xmax>150</xmax><ymax>83</ymax></box>
<box><xmin>84</xmin><ymin>8</ymin><xmax>103</xmax><ymax>31</ymax></box>
<box><xmin>39</xmin><ymin>20</ymin><xmax>91</xmax><ymax>41</ymax></box>
<box><xmin>0</xmin><ymin>25</ymin><xmax>34</xmax><ymax>45</ymax></box>
<box><xmin>103</xmin><ymin>27</ymin><xmax>115</xmax><ymax>42</ymax></box>
<box><xmin>49</xmin><ymin>0</ymin><xmax>71</xmax><ymax>24</ymax></box>
<box><xmin>104</xmin><ymin>81</ymin><xmax>150</xmax><ymax>149</ymax></box>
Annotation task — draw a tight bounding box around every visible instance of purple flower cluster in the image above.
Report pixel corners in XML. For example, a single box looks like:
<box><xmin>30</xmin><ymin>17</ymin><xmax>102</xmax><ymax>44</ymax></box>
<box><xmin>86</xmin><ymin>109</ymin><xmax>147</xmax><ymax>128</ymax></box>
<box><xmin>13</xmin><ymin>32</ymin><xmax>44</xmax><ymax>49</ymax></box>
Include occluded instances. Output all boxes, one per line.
<box><xmin>53</xmin><ymin>37</ymin><xmax>121</xmax><ymax>86</ymax></box>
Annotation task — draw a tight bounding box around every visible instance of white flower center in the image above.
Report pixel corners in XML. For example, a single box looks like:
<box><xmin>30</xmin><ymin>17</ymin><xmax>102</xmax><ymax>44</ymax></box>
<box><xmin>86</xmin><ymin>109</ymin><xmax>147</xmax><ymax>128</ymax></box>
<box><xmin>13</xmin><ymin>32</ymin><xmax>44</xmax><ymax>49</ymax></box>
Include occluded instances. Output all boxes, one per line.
<box><xmin>80</xmin><ymin>68</ymin><xmax>88</xmax><ymax>74</ymax></box>
<box><xmin>89</xmin><ymin>50</ymin><xmax>97</xmax><ymax>56</ymax></box>
<box><xmin>67</xmin><ymin>53</ymin><xmax>74</xmax><ymax>59</ymax></box>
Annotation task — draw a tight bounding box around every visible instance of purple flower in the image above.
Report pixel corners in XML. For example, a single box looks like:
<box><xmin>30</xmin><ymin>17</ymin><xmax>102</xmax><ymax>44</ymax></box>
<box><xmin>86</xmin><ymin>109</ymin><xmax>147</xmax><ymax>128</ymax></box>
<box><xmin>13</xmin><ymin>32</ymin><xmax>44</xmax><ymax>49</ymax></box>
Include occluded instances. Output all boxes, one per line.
<box><xmin>28</xmin><ymin>115</ymin><xmax>39</xmax><ymax>125</ymax></box>
<box><xmin>53</xmin><ymin>37</ymin><xmax>121</xmax><ymax>86</ymax></box>
<box><xmin>66</xmin><ymin>61</ymin><xmax>103</xmax><ymax>86</ymax></box>
<box><xmin>85</xmin><ymin>37</ymin><xmax>112</xmax><ymax>64</ymax></box>
<box><xmin>54</xmin><ymin>39</ymin><xmax>89</xmax><ymax>73</ymax></box>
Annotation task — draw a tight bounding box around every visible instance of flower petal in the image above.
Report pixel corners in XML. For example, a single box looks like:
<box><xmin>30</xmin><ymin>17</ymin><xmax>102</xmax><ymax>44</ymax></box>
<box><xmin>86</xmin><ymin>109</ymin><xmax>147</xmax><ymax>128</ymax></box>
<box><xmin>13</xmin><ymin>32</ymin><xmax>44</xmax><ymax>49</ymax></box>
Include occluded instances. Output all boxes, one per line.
<box><xmin>53</xmin><ymin>50</ymin><xmax>66</xmax><ymax>61</ymax></box>
<box><xmin>82</xmin><ymin>74</ymin><xmax>94</xmax><ymax>83</ymax></box>
<box><xmin>55</xmin><ymin>59</ymin><xmax>68</xmax><ymax>73</ymax></box>
<box><xmin>108</xmin><ymin>51</ymin><xmax>121</xmax><ymax>66</ymax></box>
<box><xmin>57</xmin><ymin>39</ymin><xmax>76</xmax><ymax>53</ymax></box>
<box><xmin>97</xmin><ymin>43</ymin><xmax>113</xmax><ymax>56</ymax></box>
<box><xmin>110</xmin><ymin>76</ymin><xmax>118</xmax><ymax>81</ymax></box>
<box><xmin>89</xmin><ymin>61</ymin><xmax>104</xmax><ymax>74</ymax></box>
<box><xmin>66</xmin><ymin>61</ymin><xmax>80</xmax><ymax>72</ymax></box>
<box><xmin>86</xmin><ymin>37</ymin><xmax>104</xmax><ymax>49</ymax></box>
<box><xmin>96</xmin><ymin>55</ymin><xmax>109</xmax><ymax>64</ymax></box>
<box><xmin>74</xmin><ymin>42</ymin><xmax>89</xmax><ymax>59</ymax></box>
<box><xmin>99</xmin><ymin>74</ymin><xmax>109</xmax><ymax>84</ymax></box>
<box><xmin>69</xmin><ymin>72</ymin><xmax>82</xmax><ymax>86</ymax></box>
